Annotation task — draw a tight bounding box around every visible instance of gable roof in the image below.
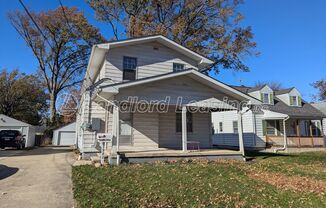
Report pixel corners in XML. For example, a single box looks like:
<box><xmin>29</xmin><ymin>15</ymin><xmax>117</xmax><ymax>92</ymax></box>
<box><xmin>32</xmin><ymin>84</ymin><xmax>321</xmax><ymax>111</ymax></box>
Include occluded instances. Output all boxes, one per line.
<box><xmin>100</xmin><ymin>69</ymin><xmax>261</xmax><ymax>105</ymax></box>
<box><xmin>86</xmin><ymin>35</ymin><xmax>214</xmax><ymax>83</ymax></box>
<box><xmin>0</xmin><ymin>114</ymin><xmax>33</xmax><ymax>127</ymax></box>
<box><xmin>275</xmin><ymin>87</ymin><xmax>295</xmax><ymax>95</ymax></box>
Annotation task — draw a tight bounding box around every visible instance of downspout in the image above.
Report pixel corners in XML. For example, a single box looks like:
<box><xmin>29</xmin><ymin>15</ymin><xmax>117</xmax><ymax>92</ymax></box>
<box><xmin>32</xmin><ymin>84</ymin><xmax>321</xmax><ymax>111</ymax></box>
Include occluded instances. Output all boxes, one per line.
<box><xmin>274</xmin><ymin>116</ymin><xmax>290</xmax><ymax>152</ymax></box>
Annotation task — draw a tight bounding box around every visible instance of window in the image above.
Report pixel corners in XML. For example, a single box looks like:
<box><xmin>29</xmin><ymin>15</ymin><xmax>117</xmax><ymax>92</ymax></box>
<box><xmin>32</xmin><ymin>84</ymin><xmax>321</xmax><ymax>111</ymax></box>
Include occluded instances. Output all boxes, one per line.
<box><xmin>123</xmin><ymin>56</ymin><xmax>137</xmax><ymax>80</ymax></box>
<box><xmin>261</xmin><ymin>93</ymin><xmax>269</xmax><ymax>104</ymax></box>
<box><xmin>219</xmin><ymin>122</ymin><xmax>223</xmax><ymax>133</ymax></box>
<box><xmin>311</xmin><ymin>121</ymin><xmax>322</xmax><ymax>136</ymax></box>
<box><xmin>265</xmin><ymin>120</ymin><xmax>276</xmax><ymax>135</ymax></box>
<box><xmin>290</xmin><ymin>96</ymin><xmax>298</xmax><ymax>106</ymax></box>
<box><xmin>176</xmin><ymin>111</ymin><xmax>193</xmax><ymax>132</ymax></box>
<box><xmin>233</xmin><ymin>121</ymin><xmax>238</xmax><ymax>133</ymax></box>
<box><xmin>173</xmin><ymin>63</ymin><xmax>185</xmax><ymax>72</ymax></box>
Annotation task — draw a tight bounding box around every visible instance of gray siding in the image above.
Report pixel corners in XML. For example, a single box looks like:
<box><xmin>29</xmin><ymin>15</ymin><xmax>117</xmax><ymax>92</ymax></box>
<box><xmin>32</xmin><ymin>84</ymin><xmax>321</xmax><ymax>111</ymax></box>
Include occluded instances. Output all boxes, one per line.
<box><xmin>159</xmin><ymin>107</ymin><xmax>211</xmax><ymax>149</ymax></box>
<box><xmin>115</xmin><ymin>76</ymin><xmax>235</xmax><ymax>105</ymax></box>
<box><xmin>105</xmin><ymin>42</ymin><xmax>199</xmax><ymax>83</ymax></box>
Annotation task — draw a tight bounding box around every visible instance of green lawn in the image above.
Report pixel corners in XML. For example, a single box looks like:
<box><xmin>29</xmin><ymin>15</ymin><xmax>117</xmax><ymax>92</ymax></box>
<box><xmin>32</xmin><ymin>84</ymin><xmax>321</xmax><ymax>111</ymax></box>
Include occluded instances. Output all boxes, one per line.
<box><xmin>72</xmin><ymin>151</ymin><xmax>326</xmax><ymax>208</ymax></box>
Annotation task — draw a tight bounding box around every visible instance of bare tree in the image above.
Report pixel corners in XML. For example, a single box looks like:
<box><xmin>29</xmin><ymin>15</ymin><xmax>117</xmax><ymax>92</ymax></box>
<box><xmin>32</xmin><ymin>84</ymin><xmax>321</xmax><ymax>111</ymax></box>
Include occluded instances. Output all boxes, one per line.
<box><xmin>8</xmin><ymin>7</ymin><xmax>105</xmax><ymax>123</ymax></box>
<box><xmin>254</xmin><ymin>81</ymin><xmax>283</xmax><ymax>91</ymax></box>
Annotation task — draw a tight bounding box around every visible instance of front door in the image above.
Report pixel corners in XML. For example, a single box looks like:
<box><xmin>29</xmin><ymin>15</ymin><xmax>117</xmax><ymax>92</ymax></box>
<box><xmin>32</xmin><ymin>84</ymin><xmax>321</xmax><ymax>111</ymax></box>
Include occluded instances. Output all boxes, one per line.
<box><xmin>119</xmin><ymin>112</ymin><xmax>133</xmax><ymax>145</ymax></box>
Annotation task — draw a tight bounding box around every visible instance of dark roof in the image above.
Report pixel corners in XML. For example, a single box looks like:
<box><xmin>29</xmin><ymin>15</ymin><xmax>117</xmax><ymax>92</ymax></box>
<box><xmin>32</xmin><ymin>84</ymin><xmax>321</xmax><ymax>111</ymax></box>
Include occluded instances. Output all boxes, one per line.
<box><xmin>311</xmin><ymin>103</ymin><xmax>326</xmax><ymax>116</ymax></box>
<box><xmin>275</xmin><ymin>87</ymin><xmax>295</xmax><ymax>95</ymax></box>
<box><xmin>231</xmin><ymin>85</ymin><xmax>324</xmax><ymax>119</ymax></box>
<box><xmin>267</xmin><ymin>98</ymin><xmax>324</xmax><ymax>119</ymax></box>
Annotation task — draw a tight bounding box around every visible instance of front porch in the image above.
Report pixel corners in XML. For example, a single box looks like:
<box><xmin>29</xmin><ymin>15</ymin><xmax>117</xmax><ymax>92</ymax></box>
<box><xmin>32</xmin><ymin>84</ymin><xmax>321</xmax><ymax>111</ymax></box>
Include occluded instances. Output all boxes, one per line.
<box><xmin>264</xmin><ymin>117</ymin><xmax>326</xmax><ymax>148</ymax></box>
<box><xmin>118</xmin><ymin>148</ymin><xmax>243</xmax><ymax>163</ymax></box>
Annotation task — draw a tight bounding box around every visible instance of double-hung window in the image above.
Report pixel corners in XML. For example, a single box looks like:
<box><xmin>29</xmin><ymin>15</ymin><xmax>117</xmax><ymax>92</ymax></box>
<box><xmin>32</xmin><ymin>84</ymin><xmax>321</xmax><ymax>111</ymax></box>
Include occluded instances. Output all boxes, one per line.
<box><xmin>290</xmin><ymin>96</ymin><xmax>298</xmax><ymax>106</ymax></box>
<box><xmin>123</xmin><ymin>56</ymin><xmax>137</xmax><ymax>81</ymax></box>
<box><xmin>233</xmin><ymin>121</ymin><xmax>238</xmax><ymax>133</ymax></box>
<box><xmin>263</xmin><ymin>93</ymin><xmax>270</xmax><ymax>104</ymax></box>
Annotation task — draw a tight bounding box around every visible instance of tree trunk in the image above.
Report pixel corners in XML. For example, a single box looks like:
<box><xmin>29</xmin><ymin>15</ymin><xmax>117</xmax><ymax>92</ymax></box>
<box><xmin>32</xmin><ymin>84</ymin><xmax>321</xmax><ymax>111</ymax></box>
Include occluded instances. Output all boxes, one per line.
<box><xmin>49</xmin><ymin>93</ymin><xmax>57</xmax><ymax>124</ymax></box>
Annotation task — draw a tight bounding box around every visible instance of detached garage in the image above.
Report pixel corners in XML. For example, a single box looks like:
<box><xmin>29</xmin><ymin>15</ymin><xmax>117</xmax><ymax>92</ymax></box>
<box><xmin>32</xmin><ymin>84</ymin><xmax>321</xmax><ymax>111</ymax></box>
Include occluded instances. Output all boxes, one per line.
<box><xmin>0</xmin><ymin>114</ymin><xmax>35</xmax><ymax>147</ymax></box>
<box><xmin>53</xmin><ymin>122</ymin><xmax>76</xmax><ymax>146</ymax></box>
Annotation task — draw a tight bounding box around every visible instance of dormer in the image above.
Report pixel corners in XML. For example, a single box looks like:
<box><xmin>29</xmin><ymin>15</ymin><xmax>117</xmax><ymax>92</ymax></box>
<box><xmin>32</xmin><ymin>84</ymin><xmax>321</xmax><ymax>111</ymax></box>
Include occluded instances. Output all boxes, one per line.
<box><xmin>275</xmin><ymin>87</ymin><xmax>302</xmax><ymax>107</ymax></box>
<box><xmin>248</xmin><ymin>85</ymin><xmax>274</xmax><ymax>105</ymax></box>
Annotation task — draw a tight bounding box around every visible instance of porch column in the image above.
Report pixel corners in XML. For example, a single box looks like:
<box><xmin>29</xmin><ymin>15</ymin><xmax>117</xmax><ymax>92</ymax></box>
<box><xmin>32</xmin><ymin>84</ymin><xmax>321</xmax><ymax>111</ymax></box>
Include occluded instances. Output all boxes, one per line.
<box><xmin>237</xmin><ymin>111</ymin><xmax>245</xmax><ymax>157</ymax></box>
<box><xmin>283</xmin><ymin>119</ymin><xmax>288</xmax><ymax>148</ymax></box>
<box><xmin>112</xmin><ymin>105</ymin><xmax>120</xmax><ymax>153</ymax></box>
<box><xmin>182</xmin><ymin>106</ymin><xmax>187</xmax><ymax>152</ymax></box>
<box><xmin>115</xmin><ymin>105</ymin><xmax>120</xmax><ymax>152</ymax></box>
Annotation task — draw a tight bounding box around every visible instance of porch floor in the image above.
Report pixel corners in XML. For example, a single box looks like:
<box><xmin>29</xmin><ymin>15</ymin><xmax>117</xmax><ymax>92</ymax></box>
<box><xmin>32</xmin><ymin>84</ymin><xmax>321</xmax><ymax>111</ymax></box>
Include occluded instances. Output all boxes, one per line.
<box><xmin>118</xmin><ymin>148</ymin><xmax>243</xmax><ymax>163</ymax></box>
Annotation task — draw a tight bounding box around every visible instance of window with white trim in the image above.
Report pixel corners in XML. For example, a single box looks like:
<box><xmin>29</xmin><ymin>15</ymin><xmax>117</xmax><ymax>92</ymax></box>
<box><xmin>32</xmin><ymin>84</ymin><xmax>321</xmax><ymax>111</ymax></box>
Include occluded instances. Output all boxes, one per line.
<box><xmin>290</xmin><ymin>96</ymin><xmax>298</xmax><ymax>106</ymax></box>
<box><xmin>123</xmin><ymin>56</ymin><xmax>137</xmax><ymax>80</ymax></box>
<box><xmin>233</xmin><ymin>121</ymin><xmax>238</xmax><ymax>133</ymax></box>
<box><xmin>263</xmin><ymin>93</ymin><xmax>270</xmax><ymax>104</ymax></box>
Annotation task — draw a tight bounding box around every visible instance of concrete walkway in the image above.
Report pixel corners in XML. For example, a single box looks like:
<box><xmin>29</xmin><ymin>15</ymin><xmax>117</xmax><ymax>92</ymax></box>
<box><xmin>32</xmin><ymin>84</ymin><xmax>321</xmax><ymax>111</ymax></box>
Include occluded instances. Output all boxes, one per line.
<box><xmin>0</xmin><ymin>147</ymin><xmax>75</xmax><ymax>208</ymax></box>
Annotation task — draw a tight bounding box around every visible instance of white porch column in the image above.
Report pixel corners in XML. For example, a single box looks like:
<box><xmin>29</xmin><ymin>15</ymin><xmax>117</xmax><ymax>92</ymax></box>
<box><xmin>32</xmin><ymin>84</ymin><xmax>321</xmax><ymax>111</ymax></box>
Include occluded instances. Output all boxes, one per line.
<box><xmin>182</xmin><ymin>106</ymin><xmax>188</xmax><ymax>152</ymax></box>
<box><xmin>237</xmin><ymin>111</ymin><xmax>245</xmax><ymax>157</ymax></box>
<box><xmin>115</xmin><ymin>105</ymin><xmax>120</xmax><ymax>152</ymax></box>
<box><xmin>283</xmin><ymin>118</ymin><xmax>288</xmax><ymax>148</ymax></box>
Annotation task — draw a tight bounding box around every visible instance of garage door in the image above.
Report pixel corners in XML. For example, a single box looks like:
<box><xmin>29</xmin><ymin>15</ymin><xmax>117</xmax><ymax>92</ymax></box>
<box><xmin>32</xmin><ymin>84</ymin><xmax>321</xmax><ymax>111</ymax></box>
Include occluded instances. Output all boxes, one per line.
<box><xmin>58</xmin><ymin>131</ymin><xmax>75</xmax><ymax>145</ymax></box>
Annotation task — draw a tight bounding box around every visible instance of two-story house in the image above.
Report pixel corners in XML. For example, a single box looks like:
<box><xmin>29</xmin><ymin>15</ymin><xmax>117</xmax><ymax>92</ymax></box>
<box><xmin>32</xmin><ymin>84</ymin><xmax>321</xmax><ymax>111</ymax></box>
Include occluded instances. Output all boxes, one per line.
<box><xmin>212</xmin><ymin>85</ymin><xmax>326</xmax><ymax>150</ymax></box>
<box><xmin>76</xmin><ymin>35</ymin><xmax>261</xmax><ymax>163</ymax></box>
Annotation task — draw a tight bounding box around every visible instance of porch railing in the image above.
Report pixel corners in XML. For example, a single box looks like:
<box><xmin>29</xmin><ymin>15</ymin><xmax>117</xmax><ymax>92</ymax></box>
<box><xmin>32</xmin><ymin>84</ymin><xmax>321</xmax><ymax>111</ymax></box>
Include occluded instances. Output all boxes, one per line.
<box><xmin>266</xmin><ymin>136</ymin><xmax>325</xmax><ymax>148</ymax></box>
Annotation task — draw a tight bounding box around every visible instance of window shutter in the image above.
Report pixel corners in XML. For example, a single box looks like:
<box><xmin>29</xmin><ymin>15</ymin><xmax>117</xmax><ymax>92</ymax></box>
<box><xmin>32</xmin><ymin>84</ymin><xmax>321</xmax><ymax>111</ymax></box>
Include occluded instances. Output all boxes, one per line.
<box><xmin>260</xmin><ymin>93</ymin><xmax>263</xmax><ymax>101</ymax></box>
<box><xmin>270</xmin><ymin>93</ymin><xmax>273</xmax><ymax>104</ymax></box>
<box><xmin>262</xmin><ymin>120</ymin><xmax>267</xmax><ymax>136</ymax></box>
<box><xmin>298</xmin><ymin>96</ymin><xmax>302</xmax><ymax>106</ymax></box>
<box><xmin>290</xmin><ymin>96</ymin><xmax>294</xmax><ymax>105</ymax></box>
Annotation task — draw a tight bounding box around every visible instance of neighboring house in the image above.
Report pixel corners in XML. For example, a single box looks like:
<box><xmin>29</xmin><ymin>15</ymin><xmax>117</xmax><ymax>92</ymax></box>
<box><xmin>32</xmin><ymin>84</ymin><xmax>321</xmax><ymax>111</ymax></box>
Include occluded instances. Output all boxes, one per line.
<box><xmin>0</xmin><ymin>114</ymin><xmax>35</xmax><ymax>147</ymax></box>
<box><xmin>76</xmin><ymin>35</ymin><xmax>261</xmax><ymax>162</ymax></box>
<box><xmin>212</xmin><ymin>85</ymin><xmax>326</xmax><ymax>149</ymax></box>
<box><xmin>52</xmin><ymin>122</ymin><xmax>76</xmax><ymax>146</ymax></box>
<box><xmin>311</xmin><ymin>102</ymin><xmax>326</xmax><ymax>141</ymax></box>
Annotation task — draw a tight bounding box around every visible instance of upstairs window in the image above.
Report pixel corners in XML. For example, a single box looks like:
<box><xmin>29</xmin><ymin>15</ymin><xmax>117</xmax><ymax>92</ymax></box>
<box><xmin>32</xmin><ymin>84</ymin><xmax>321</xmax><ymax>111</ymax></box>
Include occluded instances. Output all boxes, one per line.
<box><xmin>123</xmin><ymin>56</ymin><xmax>137</xmax><ymax>81</ymax></box>
<box><xmin>173</xmin><ymin>63</ymin><xmax>185</xmax><ymax>72</ymax></box>
<box><xmin>261</xmin><ymin>93</ymin><xmax>273</xmax><ymax>104</ymax></box>
<box><xmin>290</xmin><ymin>96</ymin><xmax>299</xmax><ymax>106</ymax></box>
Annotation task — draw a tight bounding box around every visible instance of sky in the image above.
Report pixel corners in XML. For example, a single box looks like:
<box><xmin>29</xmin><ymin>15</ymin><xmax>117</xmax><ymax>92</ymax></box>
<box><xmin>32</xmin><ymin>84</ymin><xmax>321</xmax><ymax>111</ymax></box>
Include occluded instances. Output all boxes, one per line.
<box><xmin>0</xmin><ymin>0</ymin><xmax>325</xmax><ymax>101</ymax></box>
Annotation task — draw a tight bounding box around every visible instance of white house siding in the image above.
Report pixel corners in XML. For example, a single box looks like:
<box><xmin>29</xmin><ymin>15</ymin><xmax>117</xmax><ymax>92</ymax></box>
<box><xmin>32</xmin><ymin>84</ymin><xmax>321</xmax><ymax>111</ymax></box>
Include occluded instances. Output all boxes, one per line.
<box><xmin>104</xmin><ymin>42</ymin><xmax>199</xmax><ymax>83</ymax></box>
<box><xmin>132</xmin><ymin>111</ymin><xmax>159</xmax><ymax>150</ymax></box>
<box><xmin>211</xmin><ymin>110</ymin><xmax>265</xmax><ymax>148</ymax></box>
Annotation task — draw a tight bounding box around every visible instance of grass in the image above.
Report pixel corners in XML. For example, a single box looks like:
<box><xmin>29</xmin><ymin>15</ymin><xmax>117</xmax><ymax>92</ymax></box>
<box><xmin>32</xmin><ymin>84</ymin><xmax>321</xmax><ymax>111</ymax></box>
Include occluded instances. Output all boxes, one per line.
<box><xmin>72</xmin><ymin>151</ymin><xmax>326</xmax><ymax>208</ymax></box>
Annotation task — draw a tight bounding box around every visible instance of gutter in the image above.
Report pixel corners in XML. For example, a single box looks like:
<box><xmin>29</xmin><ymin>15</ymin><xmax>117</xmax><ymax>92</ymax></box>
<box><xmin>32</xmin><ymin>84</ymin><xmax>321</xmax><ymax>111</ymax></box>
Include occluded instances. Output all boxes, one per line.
<box><xmin>274</xmin><ymin>116</ymin><xmax>290</xmax><ymax>153</ymax></box>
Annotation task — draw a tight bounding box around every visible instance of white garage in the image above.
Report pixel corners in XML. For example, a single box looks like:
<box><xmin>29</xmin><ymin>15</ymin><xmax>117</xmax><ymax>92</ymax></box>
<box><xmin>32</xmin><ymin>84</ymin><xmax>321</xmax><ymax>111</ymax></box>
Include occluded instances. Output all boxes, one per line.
<box><xmin>53</xmin><ymin>122</ymin><xmax>76</xmax><ymax>146</ymax></box>
<box><xmin>0</xmin><ymin>114</ymin><xmax>36</xmax><ymax>147</ymax></box>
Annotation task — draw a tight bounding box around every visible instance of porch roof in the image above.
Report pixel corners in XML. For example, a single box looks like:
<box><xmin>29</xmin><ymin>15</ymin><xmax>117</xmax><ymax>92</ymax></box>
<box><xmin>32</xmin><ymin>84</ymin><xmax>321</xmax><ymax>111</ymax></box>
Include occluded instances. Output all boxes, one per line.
<box><xmin>262</xmin><ymin>110</ymin><xmax>288</xmax><ymax>120</ymax></box>
<box><xmin>100</xmin><ymin>69</ymin><xmax>261</xmax><ymax>105</ymax></box>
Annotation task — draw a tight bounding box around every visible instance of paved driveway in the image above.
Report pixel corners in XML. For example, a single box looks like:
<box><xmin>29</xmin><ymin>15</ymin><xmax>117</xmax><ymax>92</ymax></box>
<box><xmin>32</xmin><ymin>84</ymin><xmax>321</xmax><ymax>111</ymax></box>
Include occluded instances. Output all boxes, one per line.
<box><xmin>0</xmin><ymin>147</ymin><xmax>75</xmax><ymax>208</ymax></box>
